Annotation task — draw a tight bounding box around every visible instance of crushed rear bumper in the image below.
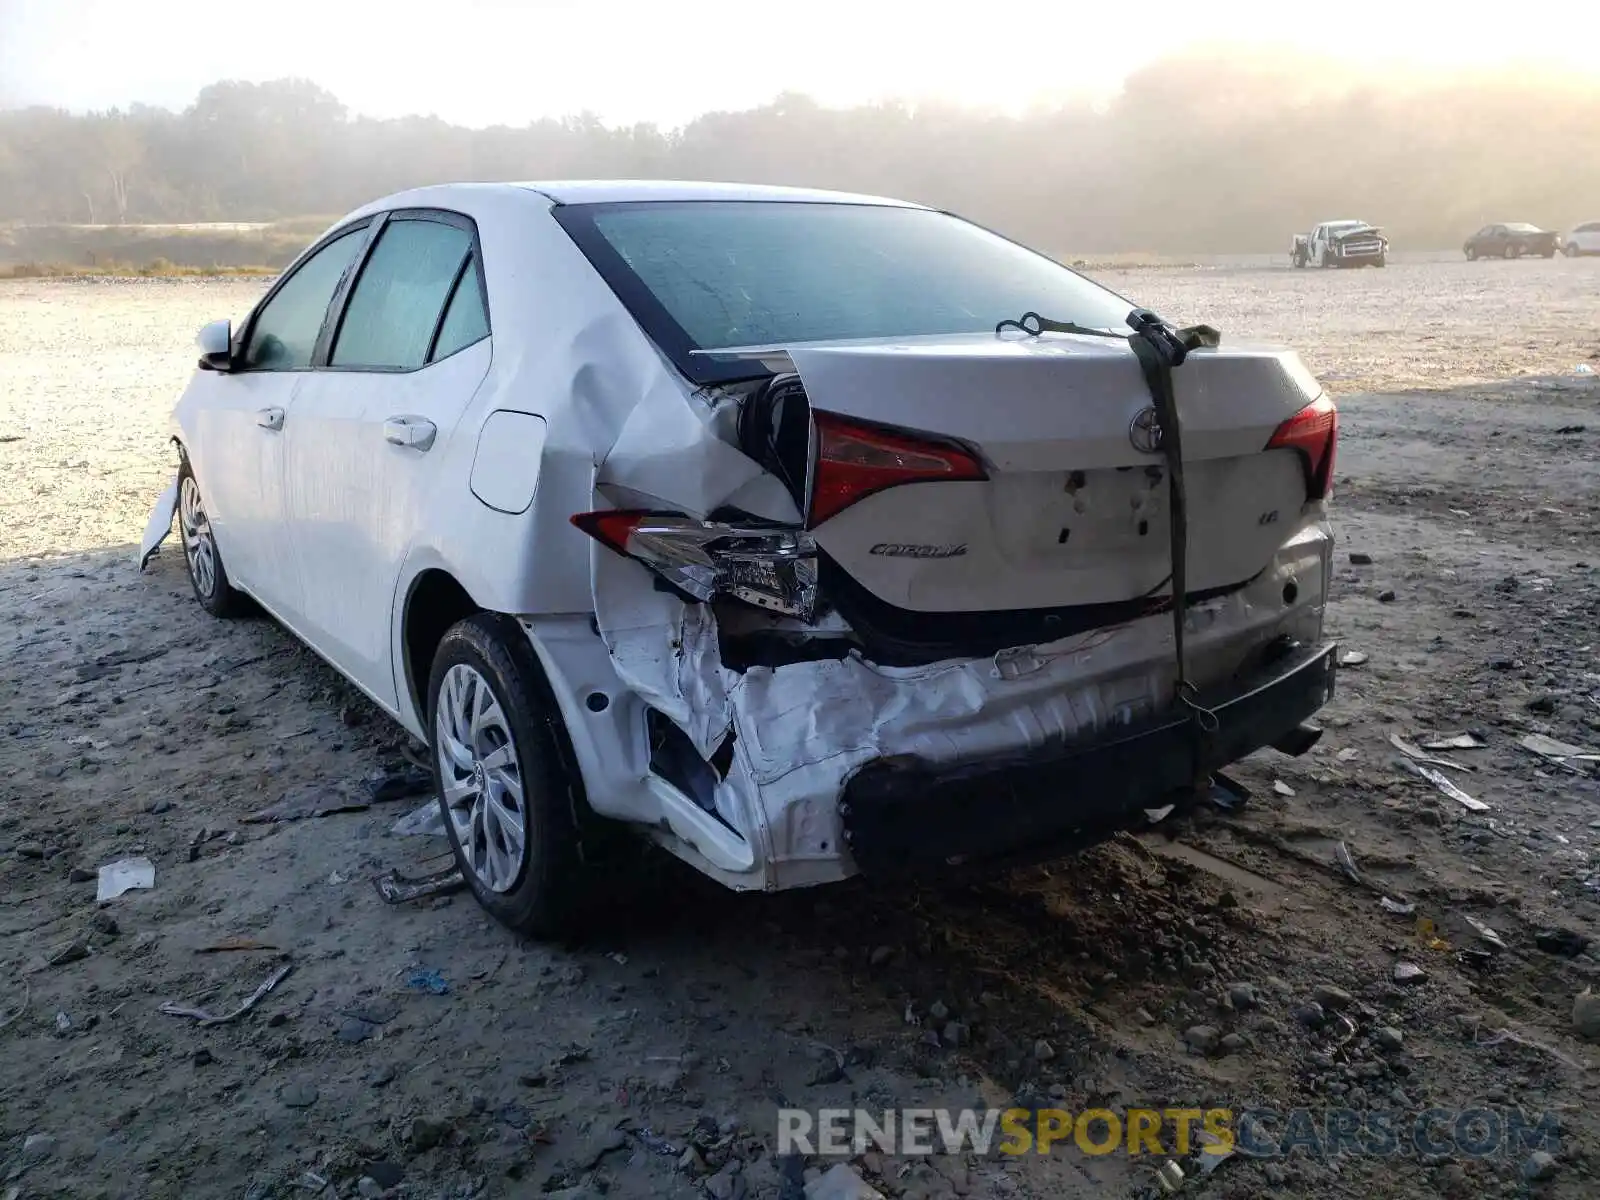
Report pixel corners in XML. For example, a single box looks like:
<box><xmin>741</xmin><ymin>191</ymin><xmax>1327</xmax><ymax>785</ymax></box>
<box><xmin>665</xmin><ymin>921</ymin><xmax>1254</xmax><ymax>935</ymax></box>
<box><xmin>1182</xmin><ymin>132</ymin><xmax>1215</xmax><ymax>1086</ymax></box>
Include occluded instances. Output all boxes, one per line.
<box><xmin>839</xmin><ymin>640</ymin><xmax>1337</xmax><ymax>872</ymax></box>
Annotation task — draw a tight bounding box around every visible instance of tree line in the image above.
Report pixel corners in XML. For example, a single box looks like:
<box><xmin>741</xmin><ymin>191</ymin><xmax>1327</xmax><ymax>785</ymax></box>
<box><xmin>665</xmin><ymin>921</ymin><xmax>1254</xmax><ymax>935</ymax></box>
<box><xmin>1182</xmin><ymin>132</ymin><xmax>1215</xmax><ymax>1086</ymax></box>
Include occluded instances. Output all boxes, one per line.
<box><xmin>2</xmin><ymin>55</ymin><xmax>1596</xmax><ymax>254</ymax></box>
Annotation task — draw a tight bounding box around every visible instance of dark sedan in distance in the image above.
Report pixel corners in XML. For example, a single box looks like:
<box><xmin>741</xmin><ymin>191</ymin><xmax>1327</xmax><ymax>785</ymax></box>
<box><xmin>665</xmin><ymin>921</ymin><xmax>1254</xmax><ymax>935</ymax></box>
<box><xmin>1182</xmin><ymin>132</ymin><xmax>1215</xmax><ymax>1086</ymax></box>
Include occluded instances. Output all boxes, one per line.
<box><xmin>1463</xmin><ymin>223</ymin><xmax>1560</xmax><ymax>259</ymax></box>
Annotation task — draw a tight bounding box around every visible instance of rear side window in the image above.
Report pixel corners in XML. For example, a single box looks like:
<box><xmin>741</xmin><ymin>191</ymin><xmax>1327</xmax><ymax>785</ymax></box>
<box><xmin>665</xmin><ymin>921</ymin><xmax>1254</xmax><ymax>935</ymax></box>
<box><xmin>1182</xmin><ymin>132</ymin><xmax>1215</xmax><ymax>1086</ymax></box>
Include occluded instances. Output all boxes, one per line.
<box><xmin>243</xmin><ymin>227</ymin><xmax>367</xmax><ymax>370</ymax></box>
<box><xmin>431</xmin><ymin>256</ymin><xmax>489</xmax><ymax>361</ymax></box>
<box><xmin>332</xmin><ymin>218</ymin><xmax>474</xmax><ymax>369</ymax></box>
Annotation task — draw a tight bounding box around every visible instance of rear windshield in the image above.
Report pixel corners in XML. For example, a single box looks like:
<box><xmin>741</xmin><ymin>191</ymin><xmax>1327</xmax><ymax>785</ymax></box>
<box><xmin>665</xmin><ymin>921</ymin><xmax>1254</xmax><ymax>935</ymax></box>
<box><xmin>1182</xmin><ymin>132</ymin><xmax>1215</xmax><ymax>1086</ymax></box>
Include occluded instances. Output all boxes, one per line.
<box><xmin>554</xmin><ymin>200</ymin><xmax>1134</xmax><ymax>384</ymax></box>
<box><xmin>1505</xmin><ymin>223</ymin><xmax>1542</xmax><ymax>233</ymax></box>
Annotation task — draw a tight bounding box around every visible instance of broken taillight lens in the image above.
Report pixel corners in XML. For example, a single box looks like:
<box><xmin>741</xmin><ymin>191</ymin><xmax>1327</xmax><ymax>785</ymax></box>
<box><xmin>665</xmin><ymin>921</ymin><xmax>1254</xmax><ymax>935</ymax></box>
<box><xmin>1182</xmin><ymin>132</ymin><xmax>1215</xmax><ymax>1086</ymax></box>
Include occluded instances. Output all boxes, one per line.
<box><xmin>809</xmin><ymin>411</ymin><xmax>987</xmax><ymax>526</ymax></box>
<box><xmin>1265</xmin><ymin>395</ymin><xmax>1338</xmax><ymax>501</ymax></box>
<box><xmin>571</xmin><ymin>511</ymin><xmax>818</xmax><ymax>620</ymax></box>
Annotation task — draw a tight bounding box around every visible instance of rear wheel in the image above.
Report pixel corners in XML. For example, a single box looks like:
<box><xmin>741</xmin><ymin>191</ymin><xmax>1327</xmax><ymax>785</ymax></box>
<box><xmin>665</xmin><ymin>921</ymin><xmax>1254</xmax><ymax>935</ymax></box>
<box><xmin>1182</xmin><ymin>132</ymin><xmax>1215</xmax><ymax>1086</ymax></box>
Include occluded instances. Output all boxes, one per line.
<box><xmin>429</xmin><ymin>613</ymin><xmax>585</xmax><ymax>937</ymax></box>
<box><xmin>1565</xmin><ymin>243</ymin><xmax>1581</xmax><ymax>258</ymax></box>
<box><xmin>1504</xmin><ymin>244</ymin><xmax>1518</xmax><ymax>259</ymax></box>
<box><xmin>177</xmin><ymin>460</ymin><xmax>247</xmax><ymax>618</ymax></box>
<box><xmin>1541</xmin><ymin>248</ymin><xmax>1556</xmax><ymax>258</ymax></box>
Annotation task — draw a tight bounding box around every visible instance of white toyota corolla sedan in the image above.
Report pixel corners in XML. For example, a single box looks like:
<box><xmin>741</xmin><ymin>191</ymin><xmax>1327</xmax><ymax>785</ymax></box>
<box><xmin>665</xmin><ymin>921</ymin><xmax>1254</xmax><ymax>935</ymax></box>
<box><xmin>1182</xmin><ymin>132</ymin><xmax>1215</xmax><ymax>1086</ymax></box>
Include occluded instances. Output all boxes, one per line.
<box><xmin>143</xmin><ymin>181</ymin><xmax>1339</xmax><ymax>934</ymax></box>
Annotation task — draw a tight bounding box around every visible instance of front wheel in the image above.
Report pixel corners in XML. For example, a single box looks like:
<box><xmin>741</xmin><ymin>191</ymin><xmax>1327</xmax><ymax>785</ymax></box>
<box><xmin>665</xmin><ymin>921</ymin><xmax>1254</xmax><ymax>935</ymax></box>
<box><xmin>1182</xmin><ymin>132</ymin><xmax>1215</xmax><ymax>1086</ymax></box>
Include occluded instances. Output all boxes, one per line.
<box><xmin>1465</xmin><ymin>246</ymin><xmax>1478</xmax><ymax>261</ymax></box>
<box><xmin>1372</xmin><ymin>255</ymin><xmax>1386</xmax><ymax>267</ymax></box>
<box><xmin>1541</xmin><ymin>248</ymin><xmax>1556</xmax><ymax>258</ymax></box>
<box><xmin>1504</xmin><ymin>244</ymin><xmax>1518</xmax><ymax>259</ymax></box>
<box><xmin>177</xmin><ymin>460</ymin><xmax>247</xmax><ymax>618</ymax></box>
<box><xmin>429</xmin><ymin>613</ymin><xmax>586</xmax><ymax>937</ymax></box>
<box><xmin>1565</xmin><ymin>243</ymin><xmax>1581</xmax><ymax>258</ymax></box>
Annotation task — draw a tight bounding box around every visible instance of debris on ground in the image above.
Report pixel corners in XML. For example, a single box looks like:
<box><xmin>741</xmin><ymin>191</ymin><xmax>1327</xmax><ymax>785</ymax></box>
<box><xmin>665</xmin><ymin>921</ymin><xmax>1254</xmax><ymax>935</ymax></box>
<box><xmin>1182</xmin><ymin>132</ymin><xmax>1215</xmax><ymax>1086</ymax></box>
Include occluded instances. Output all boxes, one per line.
<box><xmin>1389</xmin><ymin>732</ymin><xmax>1474</xmax><ymax>772</ymax></box>
<box><xmin>390</xmin><ymin>799</ymin><xmax>447</xmax><ymax>837</ymax></box>
<box><xmin>1335</xmin><ymin>841</ymin><xmax>1363</xmax><ymax>884</ymax></box>
<box><xmin>0</xmin><ymin>982</ymin><xmax>30</xmax><ymax>1032</ymax></box>
<box><xmin>1534</xmin><ymin>928</ymin><xmax>1591</xmax><ymax>958</ymax></box>
<box><xmin>1380</xmin><ymin>896</ymin><xmax>1416</xmax><ymax>916</ymax></box>
<box><xmin>1464</xmin><ymin>916</ymin><xmax>1506</xmax><ymax>952</ymax></box>
<box><xmin>406</xmin><ymin>968</ymin><xmax>450</xmax><ymax>995</ymax></box>
<box><xmin>1156</xmin><ymin>1160</ymin><xmax>1186</xmax><ymax>1193</ymax></box>
<box><xmin>1519</xmin><ymin>732</ymin><xmax>1600</xmax><ymax>769</ymax></box>
<box><xmin>46</xmin><ymin>936</ymin><xmax>92</xmax><ymax>967</ymax></box>
<box><xmin>361</xmin><ymin>764</ymin><xmax>434</xmax><ymax>803</ymax></box>
<box><xmin>1404</xmin><ymin>761</ymin><xmax>1489</xmax><ymax>810</ymax></box>
<box><xmin>1338</xmin><ymin>650</ymin><xmax>1369</xmax><ymax>668</ymax></box>
<box><xmin>194</xmin><ymin>937</ymin><xmax>280</xmax><ymax>954</ymax></box>
<box><xmin>242</xmin><ymin>786</ymin><xmax>368</xmax><ymax>824</ymax></box>
<box><xmin>1420</xmin><ymin>732</ymin><xmax>1486</xmax><ymax>751</ymax></box>
<box><xmin>373</xmin><ymin>863</ymin><xmax>464</xmax><ymax>904</ymax></box>
<box><xmin>1393</xmin><ymin>962</ymin><xmax>1428</xmax><ymax>986</ymax></box>
<box><xmin>804</xmin><ymin>1163</ymin><xmax>885</xmax><ymax>1200</ymax></box>
<box><xmin>96</xmin><ymin>856</ymin><xmax>155</xmax><ymax>902</ymax></box>
<box><xmin>159</xmin><ymin>962</ymin><xmax>293</xmax><ymax>1025</ymax></box>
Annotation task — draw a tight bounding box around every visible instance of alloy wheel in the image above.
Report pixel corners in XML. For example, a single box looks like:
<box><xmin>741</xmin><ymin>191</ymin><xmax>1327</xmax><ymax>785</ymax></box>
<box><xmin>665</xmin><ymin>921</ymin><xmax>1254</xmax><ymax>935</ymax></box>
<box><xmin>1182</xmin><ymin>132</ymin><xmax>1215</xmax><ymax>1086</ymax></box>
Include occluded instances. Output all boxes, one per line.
<box><xmin>179</xmin><ymin>475</ymin><xmax>217</xmax><ymax>599</ymax></box>
<box><xmin>436</xmin><ymin>663</ymin><xmax>527</xmax><ymax>892</ymax></box>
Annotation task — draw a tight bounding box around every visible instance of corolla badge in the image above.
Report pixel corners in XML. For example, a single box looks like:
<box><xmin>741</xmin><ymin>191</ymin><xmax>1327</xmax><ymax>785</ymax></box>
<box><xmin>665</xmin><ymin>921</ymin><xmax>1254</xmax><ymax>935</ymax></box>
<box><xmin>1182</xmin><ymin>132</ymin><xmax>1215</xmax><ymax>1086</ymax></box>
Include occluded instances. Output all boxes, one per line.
<box><xmin>1129</xmin><ymin>406</ymin><xmax>1164</xmax><ymax>454</ymax></box>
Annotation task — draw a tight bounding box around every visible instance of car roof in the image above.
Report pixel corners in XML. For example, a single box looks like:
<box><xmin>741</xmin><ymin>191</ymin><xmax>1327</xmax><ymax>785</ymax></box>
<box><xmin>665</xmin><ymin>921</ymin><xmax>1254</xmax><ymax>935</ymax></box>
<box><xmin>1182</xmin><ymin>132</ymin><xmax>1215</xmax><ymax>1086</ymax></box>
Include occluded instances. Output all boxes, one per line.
<box><xmin>355</xmin><ymin>179</ymin><xmax>922</xmax><ymax>210</ymax></box>
<box><xmin>516</xmin><ymin>179</ymin><xmax>923</xmax><ymax>207</ymax></box>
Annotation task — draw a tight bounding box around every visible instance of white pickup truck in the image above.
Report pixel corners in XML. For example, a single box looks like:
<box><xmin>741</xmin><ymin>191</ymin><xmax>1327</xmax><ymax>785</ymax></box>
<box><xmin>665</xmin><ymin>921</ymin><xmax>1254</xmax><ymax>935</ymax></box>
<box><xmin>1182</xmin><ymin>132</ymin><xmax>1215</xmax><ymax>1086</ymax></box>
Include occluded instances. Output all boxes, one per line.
<box><xmin>1292</xmin><ymin>220</ymin><xmax>1388</xmax><ymax>268</ymax></box>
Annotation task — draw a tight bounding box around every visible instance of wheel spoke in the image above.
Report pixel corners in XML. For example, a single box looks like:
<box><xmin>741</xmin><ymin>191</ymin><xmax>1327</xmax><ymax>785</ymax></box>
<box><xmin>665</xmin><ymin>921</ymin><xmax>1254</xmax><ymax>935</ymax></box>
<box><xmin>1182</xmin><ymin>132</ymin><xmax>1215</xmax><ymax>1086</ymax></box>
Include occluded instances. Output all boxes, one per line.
<box><xmin>434</xmin><ymin>662</ymin><xmax>531</xmax><ymax>895</ymax></box>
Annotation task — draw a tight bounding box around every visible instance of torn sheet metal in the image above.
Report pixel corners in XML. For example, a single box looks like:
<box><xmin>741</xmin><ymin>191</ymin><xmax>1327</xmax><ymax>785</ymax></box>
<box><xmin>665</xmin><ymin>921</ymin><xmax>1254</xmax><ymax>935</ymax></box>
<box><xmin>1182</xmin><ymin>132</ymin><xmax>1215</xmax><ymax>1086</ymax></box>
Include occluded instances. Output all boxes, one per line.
<box><xmin>592</xmin><ymin>521</ymin><xmax>1329</xmax><ymax>881</ymax></box>
<box><xmin>597</xmin><ymin>379</ymin><xmax>799</xmax><ymax>524</ymax></box>
<box><xmin>138</xmin><ymin>477</ymin><xmax>178</xmax><ymax>571</ymax></box>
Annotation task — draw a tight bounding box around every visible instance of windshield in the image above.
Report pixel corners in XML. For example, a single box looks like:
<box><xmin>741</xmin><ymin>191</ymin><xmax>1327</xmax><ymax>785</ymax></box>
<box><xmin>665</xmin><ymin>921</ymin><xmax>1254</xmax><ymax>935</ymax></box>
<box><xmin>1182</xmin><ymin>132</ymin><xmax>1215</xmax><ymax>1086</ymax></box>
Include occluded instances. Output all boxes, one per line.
<box><xmin>1505</xmin><ymin>223</ymin><xmax>1542</xmax><ymax>233</ymax></box>
<box><xmin>554</xmin><ymin>200</ymin><xmax>1134</xmax><ymax>384</ymax></box>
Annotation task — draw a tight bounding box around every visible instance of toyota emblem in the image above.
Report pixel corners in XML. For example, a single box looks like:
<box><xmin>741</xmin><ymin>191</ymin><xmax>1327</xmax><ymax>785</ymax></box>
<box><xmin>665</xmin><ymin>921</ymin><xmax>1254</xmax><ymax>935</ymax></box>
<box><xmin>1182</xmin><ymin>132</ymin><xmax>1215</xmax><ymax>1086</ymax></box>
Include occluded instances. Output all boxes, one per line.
<box><xmin>1129</xmin><ymin>407</ymin><xmax>1164</xmax><ymax>454</ymax></box>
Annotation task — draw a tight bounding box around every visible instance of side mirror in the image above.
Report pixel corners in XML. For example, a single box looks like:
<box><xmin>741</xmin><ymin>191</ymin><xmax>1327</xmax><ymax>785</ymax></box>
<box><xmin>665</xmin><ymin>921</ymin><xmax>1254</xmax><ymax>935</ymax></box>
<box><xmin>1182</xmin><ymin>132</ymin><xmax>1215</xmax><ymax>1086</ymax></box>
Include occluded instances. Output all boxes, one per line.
<box><xmin>196</xmin><ymin>318</ymin><xmax>234</xmax><ymax>372</ymax></box>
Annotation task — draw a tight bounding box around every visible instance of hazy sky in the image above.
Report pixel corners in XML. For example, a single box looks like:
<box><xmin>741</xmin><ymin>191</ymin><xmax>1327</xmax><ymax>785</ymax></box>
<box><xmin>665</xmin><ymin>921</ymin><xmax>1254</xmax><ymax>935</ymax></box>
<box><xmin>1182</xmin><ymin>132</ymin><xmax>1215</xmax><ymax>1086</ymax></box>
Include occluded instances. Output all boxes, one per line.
<box><xmin>1</xmin><ymin>0</ymin><xmax>1592</xmax><ymax>128</ymax></box>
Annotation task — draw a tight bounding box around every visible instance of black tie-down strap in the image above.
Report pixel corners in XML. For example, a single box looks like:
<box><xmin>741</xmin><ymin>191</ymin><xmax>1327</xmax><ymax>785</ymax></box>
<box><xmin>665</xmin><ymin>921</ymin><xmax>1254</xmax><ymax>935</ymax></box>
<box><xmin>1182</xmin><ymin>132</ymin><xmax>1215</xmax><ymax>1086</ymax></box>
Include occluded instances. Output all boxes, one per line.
<box><xmin>1125</xmin><ymin>308</ymin><xmax>1222</xmax><ymax>787</ymax></box>
<box><xmin>995</xmin><ymin>308</ymin><xmax>1224</xmax><ymax>787</ymax></box>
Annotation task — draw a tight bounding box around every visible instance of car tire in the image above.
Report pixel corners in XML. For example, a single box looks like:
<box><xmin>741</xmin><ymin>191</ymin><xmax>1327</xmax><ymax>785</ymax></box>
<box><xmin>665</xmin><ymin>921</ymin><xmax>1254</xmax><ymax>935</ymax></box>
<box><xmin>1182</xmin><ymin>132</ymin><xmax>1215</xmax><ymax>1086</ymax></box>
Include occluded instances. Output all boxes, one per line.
<box><xmin>1465</xmin><ymin>246</ymin><xmax>1478</xmax><ymax>260</ymax></box>
<box><xmin>176</xmin><ymin>458</ymin><xmax>247</xmax><ymax>618</ymax></box>
<box><xmin>428</xmin><ymin>612</ymin><xmax>587</xmax><ymax>938</ymax></box>
<box><xmin>1565</xmin><ymin>243</ymin><xmax>1581</xmax><ymax>258</ymax></box>
<box><xmin>1373</xmin><ymin>254</ymin><xmax>1386</xmax><ymax>268</ymax></box>
<box><xmin>1292</xmin><ymin>250</ymin><xmax>1307</xmax><ymax>268</ymax></box>
<box><xmin>1504</xmin><ymin>244</ymin><xmax>1518</xmax><ymax>258</ymax></box>
<box><xmin>1541</xmin><ymin>248</ymin><xmax>1556</xmax><ymax>258</ymax></box>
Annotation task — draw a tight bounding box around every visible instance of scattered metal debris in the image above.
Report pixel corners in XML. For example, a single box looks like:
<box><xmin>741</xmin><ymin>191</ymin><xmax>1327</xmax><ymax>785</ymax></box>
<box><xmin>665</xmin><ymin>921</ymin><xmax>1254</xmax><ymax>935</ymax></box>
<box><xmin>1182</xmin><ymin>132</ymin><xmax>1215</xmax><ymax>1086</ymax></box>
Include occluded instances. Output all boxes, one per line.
<box><xmin>390</xmin><ymin>799</ymin><xmax>446</xmax><ymax>837</ymax></box>
<box><xmin>1273</xmin><ymin>780</ymin><xmax>1295</xmax><ymax>797</ymax></box>
<box><xmin>159</xmin><ymin>962</ymin><xmax>293</xmax><ymax>1026</ymax></box>
<box><xmin>1464</xmin><ymin>916</ymin><xmax>1507</xmax><ymax>952</ymax></box>
<box><xmin>96</xmin><ymin>856</ymin><xmax>155</xmax><ymax>903</ymax></box>
<box><xmin>194</xmin><ymin>937</ymin><xmax>280</xmax><ymax>954</ymax></box>
<box><xmin>1380</xmin><ymin>897</ymin><xmax>1416</xmax><ymax>916</ymax></box>
<box><xmin>1337</xmin><ymin>650</ymin><xmax>1369</xmax><ymax>668</ymax></box>
<box><xmin>1405</xmin><ymin>760</ymin><xmax>1489</xmax><ymax>811</ymax></box>
<box><xmin>1519</xmin><ymin>733</ymin><xmax>1600</xmax><ymax>770</ymax></box>
<box><xmin>1420</xmin><ymin>732</ymin><xmax>1486</xmax><ymax>751</ymax></box>
<box><xmin>1156</xmin><ymin>1160</ymin><xmax>1186</xmax><ymax>1193</ymax></box>
<box><xmin>631</xmin><ymin>1125</ymin><xmax>682</xmax><ymax>1156</ymax></box>
<box><xmin>242</xmin><ymin>787</ymin><xmax>369</xmax><ymax>824</ymax></box>
<box><xmin>374</xmin><ymin>863</ymin><xmax>464</xmax><ymax>905</ymax></box>
<box><xmin>1390</xmin><ymin>732</ymin><xmax>1474</xmax><ymax>772</ymax></box>
<box><xmin>1335</xmin><ymin>841</ymin><xmax>1363</xmax><ymax>884</ymax></box>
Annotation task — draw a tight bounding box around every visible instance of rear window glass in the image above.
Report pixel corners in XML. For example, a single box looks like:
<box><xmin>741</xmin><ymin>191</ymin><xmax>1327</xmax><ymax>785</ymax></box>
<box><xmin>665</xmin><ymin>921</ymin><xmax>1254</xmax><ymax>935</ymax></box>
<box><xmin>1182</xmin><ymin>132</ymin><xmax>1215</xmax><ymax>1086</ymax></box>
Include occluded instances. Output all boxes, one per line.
<box><xmin>557</xmin><ymin>201</ymin><xmax>1134</xmax><ymax>383</ymax></box>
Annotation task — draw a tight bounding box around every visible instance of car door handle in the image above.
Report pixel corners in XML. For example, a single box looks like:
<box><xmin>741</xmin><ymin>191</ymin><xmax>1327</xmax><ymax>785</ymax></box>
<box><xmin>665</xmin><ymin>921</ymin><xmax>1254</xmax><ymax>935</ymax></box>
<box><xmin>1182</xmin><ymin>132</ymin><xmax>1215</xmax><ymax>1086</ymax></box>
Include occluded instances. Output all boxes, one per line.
<box><xmin>256</xmin><ymin>406</ymin><xmax>284</xmax><ymax>431</ymax></box>
<box><xmin>383</xmin><ymin>415</ymin><xmax>437</xmax><ymax>452</ymax></box>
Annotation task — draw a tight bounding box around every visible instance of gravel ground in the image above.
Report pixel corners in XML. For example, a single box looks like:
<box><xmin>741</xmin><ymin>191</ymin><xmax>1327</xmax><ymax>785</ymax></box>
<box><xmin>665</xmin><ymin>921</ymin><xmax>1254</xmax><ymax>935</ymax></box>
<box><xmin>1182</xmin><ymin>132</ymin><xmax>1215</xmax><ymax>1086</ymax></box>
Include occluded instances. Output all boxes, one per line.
<box><xmin>2</xmin><ymin>259</ymin><xmax>1599</xmax><ymax>1200</ymax></box>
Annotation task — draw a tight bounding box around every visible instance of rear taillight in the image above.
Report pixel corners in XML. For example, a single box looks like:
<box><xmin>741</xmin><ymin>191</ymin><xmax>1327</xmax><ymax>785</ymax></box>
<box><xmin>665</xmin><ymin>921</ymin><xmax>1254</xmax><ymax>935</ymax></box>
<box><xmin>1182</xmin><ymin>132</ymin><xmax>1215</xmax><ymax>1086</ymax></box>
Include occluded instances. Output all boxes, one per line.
<box><xmin>1266</xmin><ymin>395</ymin><xmax>1338</xmax><ymax>501</ymax></box>
<box><xmin>570</xmin><ymin>510</ymin><xmax>818</xmax><ymax>620</ymax></box>
<box><xmin>810</xmin><ymin>411</ymin><xmax>986</xmax><ymax>526</ymax></box>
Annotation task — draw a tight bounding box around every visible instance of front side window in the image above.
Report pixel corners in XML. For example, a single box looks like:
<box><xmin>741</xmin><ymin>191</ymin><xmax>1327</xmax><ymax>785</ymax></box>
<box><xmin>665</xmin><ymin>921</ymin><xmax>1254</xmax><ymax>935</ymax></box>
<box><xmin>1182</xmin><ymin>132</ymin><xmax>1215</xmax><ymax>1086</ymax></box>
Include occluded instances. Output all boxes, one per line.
<box><xmin>243</xmin><ymin>227</ymin><xmax>367</xmax><ymax>370</ymax></box>
<box><xmin>331</xmin><ymin>218</ymin><xmax>474</xmax><ymax>370</ymax></box>
<box><xmin>555</xmin><ymin>201</ymin><xmax>1135</xmax><ymax>385</ymax></box>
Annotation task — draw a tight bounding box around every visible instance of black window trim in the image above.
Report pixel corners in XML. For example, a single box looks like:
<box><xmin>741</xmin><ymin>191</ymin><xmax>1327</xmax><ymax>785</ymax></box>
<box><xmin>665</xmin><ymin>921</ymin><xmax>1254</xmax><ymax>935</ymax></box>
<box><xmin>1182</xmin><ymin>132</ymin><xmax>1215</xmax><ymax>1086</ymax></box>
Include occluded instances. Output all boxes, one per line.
<box><xmin>551</xmin><ymin>199</ymin><xmax>1134</xmax><ymax>388</ymax></box>
<box><xmin>317</xmin><ymin>206</ymin><xmax>492</xmax><ymax>374</ymax></box>
<box><xmin>233</xmin><ymin>217</ymin><xmax>378</xmax><ymax>373</ymax></box>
